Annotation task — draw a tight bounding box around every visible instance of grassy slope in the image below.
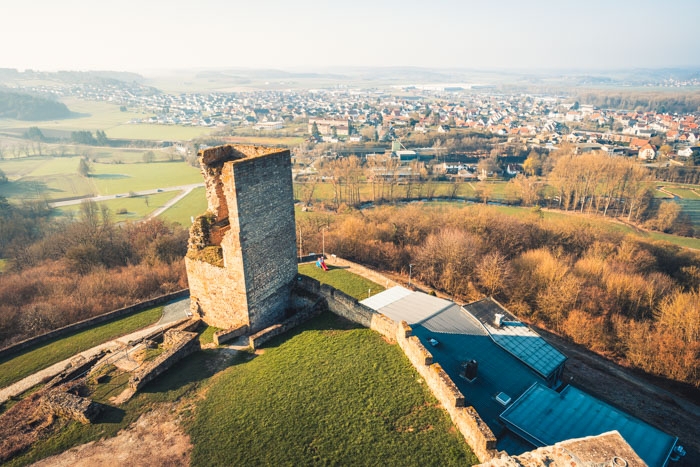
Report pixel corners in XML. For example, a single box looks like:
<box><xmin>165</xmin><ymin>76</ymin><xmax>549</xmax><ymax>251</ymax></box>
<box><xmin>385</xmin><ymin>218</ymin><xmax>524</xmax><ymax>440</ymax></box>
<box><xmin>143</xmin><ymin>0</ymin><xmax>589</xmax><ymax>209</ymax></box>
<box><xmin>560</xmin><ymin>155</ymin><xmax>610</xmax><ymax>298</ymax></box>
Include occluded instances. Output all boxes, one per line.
<box><xmin>0</xmin><ymin>306</ymin><xmax>163</xmax><ymax>389</ymax></box>
<box><xmin>299</xmin><ymin>263</ymin><xmax>385</xmax><ymax>300</ymax></box>
<box><xmin>189</xmin><ymin>313</ymin><xmax>476</xmax><ymax>466</ymax></box>
<box><xmin>159</xmin><ymin>186</ymin><xmax>207</xmax><ymax>226</ymax></box>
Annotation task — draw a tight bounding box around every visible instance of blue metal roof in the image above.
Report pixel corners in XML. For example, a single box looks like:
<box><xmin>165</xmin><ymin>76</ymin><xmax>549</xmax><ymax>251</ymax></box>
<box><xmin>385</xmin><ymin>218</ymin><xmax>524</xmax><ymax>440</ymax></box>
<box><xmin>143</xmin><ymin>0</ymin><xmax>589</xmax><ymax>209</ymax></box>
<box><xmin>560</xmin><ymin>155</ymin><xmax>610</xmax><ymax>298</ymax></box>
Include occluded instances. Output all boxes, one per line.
<box><xmin>463</xmin><ymin>298</ymin><xmax>566</xmax><ymax>380</ymax></box>
<box><xmin>500</xmin><ymin>383</ymin><xmax>678</xmax><ymax>467</ymax></box>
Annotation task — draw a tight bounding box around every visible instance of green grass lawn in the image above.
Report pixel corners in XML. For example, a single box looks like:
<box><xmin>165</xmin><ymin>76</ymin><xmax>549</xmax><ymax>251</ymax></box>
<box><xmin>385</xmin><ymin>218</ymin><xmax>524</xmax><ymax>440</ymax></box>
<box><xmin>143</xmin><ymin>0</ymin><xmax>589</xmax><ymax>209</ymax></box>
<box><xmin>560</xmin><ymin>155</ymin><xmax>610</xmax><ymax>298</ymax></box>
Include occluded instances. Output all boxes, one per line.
<box><xmin>55</xmin><ymin>191</ymin><xmax>178</xmax><ymax>220</ymax></box>
<box><xmin>0</xmin><ymin>306</ymin><xmax>163</xmax><ymax>390</ymax></box>
<box><xmin>89</xmin><ymin>161</ymin><xmax>201</xmax><ymax>195</ymax></box>
<box><xmin>188</xmin><ymin>313</ymin><xmax>476</xmax><ymax>466</ymax></box>
<box><xmin>160</xmin><ymin>186</ymin><xmax>207</xmax><ymax>226</ymax></box>
<box><xmin>299</xmin><ymin>263</ymin><xmax>385</xmax><ymax>300</ymax></box>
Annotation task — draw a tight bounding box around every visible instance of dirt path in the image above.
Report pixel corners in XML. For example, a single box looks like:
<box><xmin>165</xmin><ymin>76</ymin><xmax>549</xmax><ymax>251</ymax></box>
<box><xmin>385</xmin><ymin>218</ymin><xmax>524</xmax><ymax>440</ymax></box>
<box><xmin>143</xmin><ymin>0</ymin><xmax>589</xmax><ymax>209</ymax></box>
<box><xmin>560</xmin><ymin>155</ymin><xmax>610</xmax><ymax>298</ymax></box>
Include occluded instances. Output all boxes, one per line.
<box><xmin>31</xmin><ymin>404</ymin><xmax>191</xmax><ymax>467</ymax></box>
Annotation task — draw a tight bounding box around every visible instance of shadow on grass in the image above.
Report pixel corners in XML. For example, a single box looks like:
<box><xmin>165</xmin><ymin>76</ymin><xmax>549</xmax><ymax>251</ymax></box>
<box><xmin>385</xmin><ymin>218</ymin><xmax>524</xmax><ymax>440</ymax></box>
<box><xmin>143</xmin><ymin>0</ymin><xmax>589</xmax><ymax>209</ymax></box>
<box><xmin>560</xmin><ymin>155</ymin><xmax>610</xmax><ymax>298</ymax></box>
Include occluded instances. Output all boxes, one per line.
<box><xmin>88</xmin><ymin>173</ymin><xmax>129</xmax><ymax>179</ymax></box>
<box><xmin>96</xmin><ymin>405</ymin><xmax>126</xmax><ymax>424</ymax></box>
<box><xmin>325</xmin><ymin>265</ymin><xmax>350</xmax><ymax>271</ymax></box>
<box><xmin>257</xmin><ymin>311</ymin><xmax>364</xmax><ymax>352</ymax></box>
<box><xmin>139</xmin><ymin>349</ymin><xmax>248</xmax><ymax>398</ymax></box>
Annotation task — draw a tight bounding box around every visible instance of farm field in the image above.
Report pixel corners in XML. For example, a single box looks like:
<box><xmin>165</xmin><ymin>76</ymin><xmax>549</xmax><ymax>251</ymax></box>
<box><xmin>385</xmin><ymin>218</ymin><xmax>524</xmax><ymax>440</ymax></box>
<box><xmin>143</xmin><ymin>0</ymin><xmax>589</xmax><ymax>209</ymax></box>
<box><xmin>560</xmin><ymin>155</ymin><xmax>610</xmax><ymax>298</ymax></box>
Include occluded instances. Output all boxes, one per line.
<box><xmin>105</xmin><ymin>124</ymin><xmax>212</xmax><ymax>141</ymax></box>
<box><xmin>0</xmin><ymin>157</ymin><xmax>201</xmax><ymax>202</ymax></box>
<box><xmin>222</xmin><ymin>135</ymin><xmax>305</xmax><ymax>146</ymax></box>
<box><xmin>0</xmin><ymin>98</ymin><xmax>143</xmax><ymax>133</ymax></box>
<box><xmin>89</xmin><ymin>161</ymin><xmax>201</xmax><ymax>195</ymax></box>
<box><xmin>0</xmin><ymin>157</ymin><xmax>95</xmax><ymax>200</ymax></box>
<box><xmin>55</xmin><ymin>191</ymin><xmax>178</xmax><ymax>220</ymax></box>
<box><xmin>159</xmin><ymin>186</ymin><xmax>206</xmax><ymax>226</ymax></box>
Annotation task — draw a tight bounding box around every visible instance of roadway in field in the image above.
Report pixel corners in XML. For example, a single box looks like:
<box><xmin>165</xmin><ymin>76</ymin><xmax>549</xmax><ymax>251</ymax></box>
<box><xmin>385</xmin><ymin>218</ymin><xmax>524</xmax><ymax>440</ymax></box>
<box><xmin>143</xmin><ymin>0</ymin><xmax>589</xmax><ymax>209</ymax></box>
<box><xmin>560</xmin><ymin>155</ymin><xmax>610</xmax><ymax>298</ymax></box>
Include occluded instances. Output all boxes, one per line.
<box><xmin>49</xmin><ymin>183</ymin><xmax>204</xmax><ymax>208</ymax></box>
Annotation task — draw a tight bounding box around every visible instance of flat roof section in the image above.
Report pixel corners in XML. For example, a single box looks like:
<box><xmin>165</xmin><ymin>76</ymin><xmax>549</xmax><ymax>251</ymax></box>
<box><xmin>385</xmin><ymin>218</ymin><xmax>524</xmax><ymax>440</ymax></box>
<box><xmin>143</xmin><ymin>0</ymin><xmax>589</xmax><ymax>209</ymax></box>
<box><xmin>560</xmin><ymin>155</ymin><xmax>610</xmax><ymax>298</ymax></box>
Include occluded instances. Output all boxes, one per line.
<box><xmin>500</xmin><ymin>383</ymin><xmax>678</xmax><ymax>467</ymax></box>
<box><xmin>360</xmin><ymin>286</ymin><xmax>413</xmax><ymax>311</ymax></box>
<box><xmin>361</xmin><ymin>288</ymin><xmax>453</xmax><ymax>325</ymax></box>
<box><xmin>463</xmin><ymin>298</ymin><xmax>566</xmax><ymax>380</ymax></box>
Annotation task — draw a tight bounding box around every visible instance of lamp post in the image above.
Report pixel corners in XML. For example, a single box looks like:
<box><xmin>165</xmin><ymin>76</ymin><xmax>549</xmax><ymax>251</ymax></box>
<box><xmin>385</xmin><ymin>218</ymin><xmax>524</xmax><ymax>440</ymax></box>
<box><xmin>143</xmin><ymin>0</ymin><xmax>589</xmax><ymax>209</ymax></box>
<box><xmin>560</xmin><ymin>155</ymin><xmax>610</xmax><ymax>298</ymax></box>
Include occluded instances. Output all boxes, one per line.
<box><xmin>322</xmin><ymin>226</ymin><xmax>327</xmax><ymax>258</ymax></box>
<box><xmin>298</xmin><ymin>227</ymin><xmax>302</xmax><ymax>258</ymax></box>
<box><xmin>409</xmin><ymin>263</ymin><xmax>414</xmax><ymax>287</ymax></box>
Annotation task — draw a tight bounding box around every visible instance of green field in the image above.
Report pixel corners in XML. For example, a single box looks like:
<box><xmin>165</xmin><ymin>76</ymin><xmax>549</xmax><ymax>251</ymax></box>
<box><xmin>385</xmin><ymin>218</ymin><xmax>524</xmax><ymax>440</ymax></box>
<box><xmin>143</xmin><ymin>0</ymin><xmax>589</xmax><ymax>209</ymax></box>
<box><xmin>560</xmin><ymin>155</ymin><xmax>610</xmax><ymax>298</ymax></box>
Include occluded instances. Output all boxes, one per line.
<box><xmin>0</xmin><ymin>157</ymin><xmax>96</xmax><ymax>200</ymax></box>
<box><xmin>224</xmin><ymin>135</ymin><xmax>305</xmax><ymax>146</ymax></box>
<box><xmin>106</xmin><ymin>124</ymin><xmax>212</xmax><ymax>141</ymax></box>
<box><xmin>0</xmin><ymin>157</ymin><xmax>201</xmax><ymax>202</ymax></box>
<box><xmin>188</xmin><ymin>313</ymin><xmax>476</xmax><ymax>466</ymax></box>
<box><xmin>159</xmin><ymin>186</ymin><xmax>207</xmax><ymax>226</ymax></box>
<box><xmin>0</xmin><ymin>98</ymin><xmax>143</xmax><ymax>133</ymax></box>
<box><xmin>89</xmin><ymin>161</ymin><xmax>201</xmax><ymax>195</ymax></box>
<box><xmin>0</xmin><ymin>306</ymin><xmax>163</xmax><ymax>390</ymax></box>
<box><xmin>56</xmin><ymin>191</ymin><xmax>178</xmax><ymax>220</ymax></box>
<box><xmin>664</xmin><ymin>187</ymin><xmax>700</xmax><ymax>200</ymax></box>
<box><xmin>299</xmin><ymin>263</ymin><xmax>385</xmax><ymax>300</ymax></box>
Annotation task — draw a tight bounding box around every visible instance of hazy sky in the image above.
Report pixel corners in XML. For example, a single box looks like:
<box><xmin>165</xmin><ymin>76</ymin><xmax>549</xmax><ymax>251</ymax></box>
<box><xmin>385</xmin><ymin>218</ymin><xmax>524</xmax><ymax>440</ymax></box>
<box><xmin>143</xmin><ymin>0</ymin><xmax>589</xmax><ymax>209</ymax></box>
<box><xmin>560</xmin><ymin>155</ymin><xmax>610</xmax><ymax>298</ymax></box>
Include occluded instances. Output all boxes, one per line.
<box><xmin>3</xmin><ymin>0</ymin><xmax>699</xmax><ymax>73</ymax></box>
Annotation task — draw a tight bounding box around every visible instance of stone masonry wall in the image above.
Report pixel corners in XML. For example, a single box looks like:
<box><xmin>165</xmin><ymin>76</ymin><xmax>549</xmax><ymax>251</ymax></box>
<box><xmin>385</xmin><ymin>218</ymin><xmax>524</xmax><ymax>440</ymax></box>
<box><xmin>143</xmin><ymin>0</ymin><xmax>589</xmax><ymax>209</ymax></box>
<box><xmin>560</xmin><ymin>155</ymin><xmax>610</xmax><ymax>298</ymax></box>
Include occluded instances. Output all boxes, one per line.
<box><xmin>227</xmin><ymin>149</ymin><xmax>297</xmax><ymax>331</ymax></box>
<box><xmin>186</xmin><ymin>145</ymin><xmax>297</xmax><ymax>332</ymax></box>
<box><xmin>185</xmin><ymin>257</ymin><xmax>249</xmax><ymax>330</ymax></box>
<box><xmin>129</xmin><ymin>329</ymin><xmax>199</xmax><ymax>392</ymax></box>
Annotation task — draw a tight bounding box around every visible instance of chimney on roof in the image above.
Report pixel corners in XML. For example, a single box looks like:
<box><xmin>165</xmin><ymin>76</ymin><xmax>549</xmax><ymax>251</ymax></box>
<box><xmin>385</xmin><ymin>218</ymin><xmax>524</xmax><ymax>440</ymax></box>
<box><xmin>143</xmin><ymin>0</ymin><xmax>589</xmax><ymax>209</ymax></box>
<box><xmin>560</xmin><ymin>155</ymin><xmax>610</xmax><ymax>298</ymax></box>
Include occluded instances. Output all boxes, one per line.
<box><xmin>494</xmin><ymin>313</ymin><xmax>504</xmax><ymax>328</ymax></box>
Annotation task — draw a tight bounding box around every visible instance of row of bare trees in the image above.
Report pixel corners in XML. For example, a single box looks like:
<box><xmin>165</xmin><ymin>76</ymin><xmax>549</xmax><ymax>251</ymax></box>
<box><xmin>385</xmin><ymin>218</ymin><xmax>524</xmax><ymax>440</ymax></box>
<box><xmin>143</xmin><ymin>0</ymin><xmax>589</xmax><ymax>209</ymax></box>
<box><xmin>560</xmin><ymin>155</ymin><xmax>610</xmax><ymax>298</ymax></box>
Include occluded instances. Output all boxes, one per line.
<box><xmin>548</xmin><ymin>152</ymin><xmax>652</xmax><ymax>220</ymax></box>
<box><xmin>300</xmin><ymin>204</ymin><xmax>700</xmax><ymax>388</ymax></box>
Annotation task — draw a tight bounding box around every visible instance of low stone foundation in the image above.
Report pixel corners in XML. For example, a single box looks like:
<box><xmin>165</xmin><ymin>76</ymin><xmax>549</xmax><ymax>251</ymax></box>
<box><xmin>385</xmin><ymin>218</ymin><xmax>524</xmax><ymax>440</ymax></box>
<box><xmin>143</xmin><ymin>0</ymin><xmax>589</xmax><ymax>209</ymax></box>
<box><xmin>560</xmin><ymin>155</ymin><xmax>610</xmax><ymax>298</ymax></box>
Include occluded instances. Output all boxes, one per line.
<box><xmin>41</xmin><ymin>390</ymin><xmax>102</xmax><ymax>424</ymax></box>
<box><xmin>129</xmin><ymin>328</ymin><xmax>200</xmax><ymax>392</ymax></box>
<box><xmin>213</xmin><ymin>325</ymin><xmax>250</xmax><ymax>346</ymax></box>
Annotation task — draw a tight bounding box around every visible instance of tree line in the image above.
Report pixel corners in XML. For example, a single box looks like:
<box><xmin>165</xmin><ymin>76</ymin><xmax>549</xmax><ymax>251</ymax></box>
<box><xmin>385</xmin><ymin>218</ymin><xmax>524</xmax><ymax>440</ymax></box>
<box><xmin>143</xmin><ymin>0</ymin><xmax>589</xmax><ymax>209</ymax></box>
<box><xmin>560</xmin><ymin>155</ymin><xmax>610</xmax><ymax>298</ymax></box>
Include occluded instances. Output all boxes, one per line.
<box><xmin>298</xmin><ymin>204</ymin><xmax>700</xmax><ymax>389</ymax></box>
<box><xmin>0</xmin><ymin>91</ymin><xmax>71</xmax><ymax>121</ymax></box>
<box><xmin>0</xmin><ymin>199</ymin><xmax>188</xmax><ymax>348</ymax></box>
<box><xmin>576</xmin><ymin>90</ymin><xmax>700</xmax><ymax>113</ymax></box>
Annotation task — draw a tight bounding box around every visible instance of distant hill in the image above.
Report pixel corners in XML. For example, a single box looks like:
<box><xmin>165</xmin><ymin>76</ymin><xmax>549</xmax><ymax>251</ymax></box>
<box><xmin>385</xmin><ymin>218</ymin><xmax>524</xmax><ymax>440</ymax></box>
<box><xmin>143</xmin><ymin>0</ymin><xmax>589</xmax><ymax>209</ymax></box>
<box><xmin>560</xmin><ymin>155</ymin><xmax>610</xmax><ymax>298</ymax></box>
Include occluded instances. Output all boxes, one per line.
<box><xmin>0</xmin><ymin>91</ymin><xmax>71</xmax><ymax>120</ymax></box>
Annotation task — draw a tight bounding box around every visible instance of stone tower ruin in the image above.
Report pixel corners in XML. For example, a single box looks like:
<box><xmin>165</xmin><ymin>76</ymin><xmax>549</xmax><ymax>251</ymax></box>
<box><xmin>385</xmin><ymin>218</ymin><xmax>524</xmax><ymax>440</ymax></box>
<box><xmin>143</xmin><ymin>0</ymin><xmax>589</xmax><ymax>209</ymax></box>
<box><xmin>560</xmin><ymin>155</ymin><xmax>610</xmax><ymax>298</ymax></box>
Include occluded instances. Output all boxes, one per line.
<box><xmin>185</xmin><ymin>144</ymin><xmax>297</xmax><ymax>332</ymax></box>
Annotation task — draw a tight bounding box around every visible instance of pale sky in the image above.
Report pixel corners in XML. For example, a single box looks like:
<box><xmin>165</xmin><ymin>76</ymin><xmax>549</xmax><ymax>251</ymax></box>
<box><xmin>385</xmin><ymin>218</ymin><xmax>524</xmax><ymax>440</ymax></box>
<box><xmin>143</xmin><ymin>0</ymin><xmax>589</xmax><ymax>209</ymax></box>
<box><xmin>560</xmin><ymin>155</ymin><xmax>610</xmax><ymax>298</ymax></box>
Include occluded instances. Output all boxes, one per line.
<box><xmin>2</xmin><ymin>0</ymin><xmax>699</xmax><ymax>73</ymax></box>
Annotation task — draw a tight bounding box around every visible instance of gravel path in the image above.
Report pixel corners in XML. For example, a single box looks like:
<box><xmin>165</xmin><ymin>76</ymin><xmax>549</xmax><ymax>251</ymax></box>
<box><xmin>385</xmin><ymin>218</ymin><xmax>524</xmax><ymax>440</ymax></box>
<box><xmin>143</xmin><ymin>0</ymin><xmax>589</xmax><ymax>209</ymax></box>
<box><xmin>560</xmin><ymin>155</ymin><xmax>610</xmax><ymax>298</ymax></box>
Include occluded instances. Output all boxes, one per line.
<box><xmin>0</xmin><ymin>298</ymin><xmax>190</xmax><ymax>405</ymax></box>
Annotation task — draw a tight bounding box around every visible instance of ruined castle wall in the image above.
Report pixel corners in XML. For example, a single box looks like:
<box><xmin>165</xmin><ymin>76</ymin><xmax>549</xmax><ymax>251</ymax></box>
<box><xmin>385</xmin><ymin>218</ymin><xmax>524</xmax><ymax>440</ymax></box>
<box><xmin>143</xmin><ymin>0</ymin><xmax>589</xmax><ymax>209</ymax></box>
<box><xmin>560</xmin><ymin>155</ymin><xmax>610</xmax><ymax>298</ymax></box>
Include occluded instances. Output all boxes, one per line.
<box><xmin>185</xmin><ymin>257</ymin><xmax>249</xmax><ymax>329</ymax></box>
<box><xmin>186</xmin><ymin>145</ymin><xmax>297</xmax><ymax>332</ymax></box>
<box><xmin>129</xmin><ymin>330</ymin><xmax>199</xmax><ymax>392</ymax></box>
<box><xmin>225</xmin><ymin>150</ymin><xmax>297</xmax><ymax>331</ymax></box>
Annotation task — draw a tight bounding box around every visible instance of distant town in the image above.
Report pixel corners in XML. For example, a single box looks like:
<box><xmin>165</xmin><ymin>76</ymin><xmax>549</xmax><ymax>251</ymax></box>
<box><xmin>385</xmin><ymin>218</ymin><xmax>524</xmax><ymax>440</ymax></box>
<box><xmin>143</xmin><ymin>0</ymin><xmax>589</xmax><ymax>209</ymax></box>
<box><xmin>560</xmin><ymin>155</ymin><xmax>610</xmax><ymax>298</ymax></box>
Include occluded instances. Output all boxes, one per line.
<box><xmin>14</xmin><ymin>79</ymin><xmax>700</xmax><ymax>167</ymax></box>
